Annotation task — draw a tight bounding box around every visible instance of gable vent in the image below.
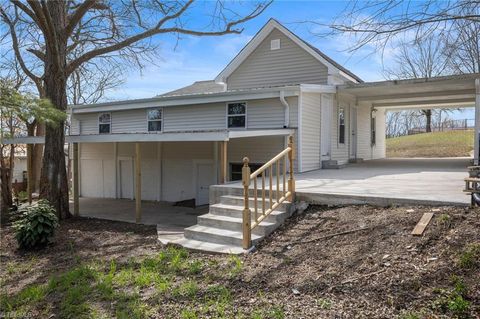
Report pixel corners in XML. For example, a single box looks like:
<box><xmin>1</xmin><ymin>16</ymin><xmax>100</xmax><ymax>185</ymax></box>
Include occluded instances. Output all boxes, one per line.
<box><xmin>270</xmin><ymin>39</ymin><xmax>280</xmax><ymax>50</ymax></box>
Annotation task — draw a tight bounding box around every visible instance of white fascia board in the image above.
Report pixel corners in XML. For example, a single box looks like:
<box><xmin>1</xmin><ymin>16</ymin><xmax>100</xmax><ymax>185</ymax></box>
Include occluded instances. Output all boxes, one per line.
<box><xmin>214</xmin><ymin>19</ymin><xmax>343</xmax><ymax>83</ymax></box>
<box><xmin>300</xmin><ymin>84</ymin><xmax>337</xmax><ymax>93</ymax></box>
<box><xmin>338</xmin><ymin>70</ymin><xmax>359</xmax><ymax>84</ymax></box>
<box><xmin>72</xmin><ymin>87</ymin><xmax>299</xmax><ymax>114</ymax></box>
<box><xmin>67</xmin><ymin>132</ymin><xmax>229</xmax><ymax>143</ymax></box>
<box><xmin>228</xmin><ymin>129</ymin><xmax>295</xmax><ymax>139</ymax></box>
<box><xmin>2</xmin><ymin>136</ymin><xmax>45</xmax><ymax>144</ymax></box>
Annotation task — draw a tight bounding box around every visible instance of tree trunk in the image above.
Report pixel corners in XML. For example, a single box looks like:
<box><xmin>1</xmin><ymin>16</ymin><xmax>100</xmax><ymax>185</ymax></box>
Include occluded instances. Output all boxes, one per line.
<box><xmin>39</xmin><ymin>1</ymin><xmax>71</xmax><ymax>219</ymax></box>
<box><xmin>424</xmin><ymin>109</ymin><xmax>432</xmax><ymax>133</ymax></box>
<box><xmin>0</xmin><ymin>157</ymin><xmax>13</xmax><ymax>216</ymax></box>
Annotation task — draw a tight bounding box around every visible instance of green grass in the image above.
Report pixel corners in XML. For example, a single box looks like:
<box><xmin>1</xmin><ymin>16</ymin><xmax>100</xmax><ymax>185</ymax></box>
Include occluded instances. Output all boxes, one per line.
<box><xmin>386</xmin><ymin>130</ymin><xmax>473</xmax><ymax>157</ymax></box>
<box><xmin>1</xmin><ymin>246</ymin><xmax>285</xmax><ymax>318</ymax></box>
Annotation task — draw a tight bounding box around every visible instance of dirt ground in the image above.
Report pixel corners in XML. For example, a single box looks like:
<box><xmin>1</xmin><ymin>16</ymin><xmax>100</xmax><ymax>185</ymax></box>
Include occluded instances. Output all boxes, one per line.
<box><xmin>1</xmin><ymin>205</ymin><xmax>479</xmax><ymax>318</ymax></box>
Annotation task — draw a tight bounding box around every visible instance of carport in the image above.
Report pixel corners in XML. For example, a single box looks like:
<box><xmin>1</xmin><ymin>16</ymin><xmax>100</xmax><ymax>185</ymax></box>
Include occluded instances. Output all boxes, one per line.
<box><xmin>340</xmin><ymin>73</ymin><xmax>480</xmax><ymax>163</ymax></box>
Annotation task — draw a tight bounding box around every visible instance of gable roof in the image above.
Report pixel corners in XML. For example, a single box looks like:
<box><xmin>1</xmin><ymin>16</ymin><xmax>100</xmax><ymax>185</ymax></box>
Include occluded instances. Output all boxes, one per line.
<box><xmin>215</xmin><ymin>18</ymin><xmax>362</xmax><ymax>84</ymax></box>
<box><xmin>160</xmin><ymin>80</ymin><xmax>224</xmax><ymax>97</ymax></box>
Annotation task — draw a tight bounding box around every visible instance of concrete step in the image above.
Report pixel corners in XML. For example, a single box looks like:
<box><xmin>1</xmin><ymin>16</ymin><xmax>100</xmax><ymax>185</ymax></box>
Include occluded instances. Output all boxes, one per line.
<box><xmin>197</xmin><ymin>213</ymin><xmax>277</xmax><ymax>236</ymax></box>
<box><xmin>184</xmin><ymin>224</ymin><xmax>262</xmax><ymax>247</ymax></box>
<box><xmin>322</xmin><ymin>160</ymin><xmax>347</xmax><ymax>169</ymax></box>
<box><xmin>219</xmin><ymin>195</ymin><xmax>290</xmax><ymax>210</ymax></box>
<box><xmin>209</xmin><ymin>203</ymin><xmax>289</xmax><ymax>223</ymax></box>
<box><xmin>170</xmin><ymin>237</ymin><xmax>244</xmax><ymax>254</ymax></box>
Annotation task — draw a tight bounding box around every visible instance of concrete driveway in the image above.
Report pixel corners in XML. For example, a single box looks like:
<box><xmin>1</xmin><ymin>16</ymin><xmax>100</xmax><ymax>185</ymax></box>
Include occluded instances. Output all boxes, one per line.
<box><xmin>295</xmin><ymin>157</ymin><xmax>470</xmax><ymax>206</ymax></box>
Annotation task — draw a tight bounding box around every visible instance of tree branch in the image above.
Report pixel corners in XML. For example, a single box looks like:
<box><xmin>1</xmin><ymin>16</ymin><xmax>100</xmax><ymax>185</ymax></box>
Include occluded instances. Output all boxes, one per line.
<box><xmin>65</xmin><ymin>0</ymin><xmax>97</xmax><ymax>37</ymax></box>
<box><xmin>66</xmin><ymin>0</ymin><xmax>271</xmax><ymax>75</ymax></box>
<box><xmin>0</xmin><ymin>6</ymin><xmax>42</xmax><ymax>85</ymax></box>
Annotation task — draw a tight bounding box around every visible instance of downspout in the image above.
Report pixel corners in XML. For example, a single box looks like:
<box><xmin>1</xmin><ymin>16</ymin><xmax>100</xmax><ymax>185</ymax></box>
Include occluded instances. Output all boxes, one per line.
<box><xmin>280</xmin><ymin>90</ymin><xmax>290</xmax><ymax>128</ymax></box>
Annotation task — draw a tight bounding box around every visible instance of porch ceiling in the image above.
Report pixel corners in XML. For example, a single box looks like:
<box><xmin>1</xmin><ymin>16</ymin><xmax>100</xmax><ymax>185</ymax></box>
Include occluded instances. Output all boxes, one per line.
<box><xmin>340</xmin><ymin>73</ymin><xmax>479</xmax><ymax>109</ymax></box>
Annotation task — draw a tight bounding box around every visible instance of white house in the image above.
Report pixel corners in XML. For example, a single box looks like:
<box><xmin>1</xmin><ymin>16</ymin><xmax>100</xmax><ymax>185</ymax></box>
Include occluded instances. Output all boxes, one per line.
<box><xmin>69</xmin><ymin>19</ymin><xmax>385</xmax><ymax>206</ymax></box>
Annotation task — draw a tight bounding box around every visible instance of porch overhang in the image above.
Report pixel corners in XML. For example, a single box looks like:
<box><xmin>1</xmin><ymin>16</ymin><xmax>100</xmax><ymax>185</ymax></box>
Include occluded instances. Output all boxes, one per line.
<box><xmin>1</xmin><ymin>129</ymin><xmax>296</xmax><ymax>144</ymax></box>
<box><xmin>339</xmin><ymin>73</ymin><xmax>479</xmax><ymax>109</ymax></box>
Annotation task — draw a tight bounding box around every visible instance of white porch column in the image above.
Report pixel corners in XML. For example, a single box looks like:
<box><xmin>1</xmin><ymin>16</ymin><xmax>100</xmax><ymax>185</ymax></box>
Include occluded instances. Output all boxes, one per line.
<box><xmin>135</xmin><ymin>142</ymin><xmax>142</xmax><ymax>223</ymax></box>
<box><xmin>475</xmin><ymin>79</ymin><xmax>480</xmax><ymax>165</ymax></box>
<box><xmin>73</xmin><ymin>143</ymin><xmax>79</xmax><ymax>216</ymax></box>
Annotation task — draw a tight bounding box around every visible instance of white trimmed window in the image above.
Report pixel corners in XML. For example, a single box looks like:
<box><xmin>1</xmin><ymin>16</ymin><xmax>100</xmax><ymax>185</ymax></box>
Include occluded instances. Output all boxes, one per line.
<box><xmin>147</xmin><ymin>108</ymin><xmax>162</xmax><ymax>132</ymax></box>
<box><xmin>98</xmin><ymin>113</ymin><xmax>111</xmax><ymax>134</ymax></box>
<box><xmin>371</xmin><ymin>116</ymin><xmax>376</xmax><ymax>146</ymax></box>
<box><xmin>227</xmin><ymin>102</ymin><xmax>246</xmax><ymax>128</ymax></box>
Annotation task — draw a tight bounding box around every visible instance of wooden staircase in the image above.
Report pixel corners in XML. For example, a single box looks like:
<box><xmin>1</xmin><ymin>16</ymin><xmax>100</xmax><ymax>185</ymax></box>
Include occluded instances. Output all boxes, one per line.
<box><xmin>172</xmin><ymin>193</ymin><xmax>292</xmax><ymax>254</ymax></box>
<box><xmin>172</xmin><ymin>135</ymin><xmax>296</xmax><ymax>254</ymax></box>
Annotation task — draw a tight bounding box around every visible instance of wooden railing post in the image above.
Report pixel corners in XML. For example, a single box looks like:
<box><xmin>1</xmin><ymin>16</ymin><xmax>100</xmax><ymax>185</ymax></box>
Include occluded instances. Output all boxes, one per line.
<box><xmin>288</xmin><ymin>135</ymin><xmax>295</xmax><ymax>201</ymax></box>
<box><xmin>242</xmin><ymin>157</ymin><xmax>251</xmax><ymax>249</ymax></box>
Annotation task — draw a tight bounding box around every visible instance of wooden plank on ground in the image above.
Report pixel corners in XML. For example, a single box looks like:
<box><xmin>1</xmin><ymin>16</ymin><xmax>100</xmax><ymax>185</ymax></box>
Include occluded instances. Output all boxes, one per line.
<box><xmin>411</xmin><ymin>213</ymin><xmax>434</xmax><ymax>236</ymax></box>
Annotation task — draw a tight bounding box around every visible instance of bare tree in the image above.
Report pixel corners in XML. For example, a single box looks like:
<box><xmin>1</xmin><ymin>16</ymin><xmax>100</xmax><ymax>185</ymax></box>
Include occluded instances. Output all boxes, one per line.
<box><xmin>0</xmin><ymin>0</ymin><xmax>271</xmax><ymax>218</ymax></box>
<box><xmin>383</xmin><ymin>36</ymin><xmax>450</xmax><ymax>132</ymax></box>
<box><xmin>317</xmin><ymin>0</ymin><xmax>480</xmax><ymax>54</ymax></box>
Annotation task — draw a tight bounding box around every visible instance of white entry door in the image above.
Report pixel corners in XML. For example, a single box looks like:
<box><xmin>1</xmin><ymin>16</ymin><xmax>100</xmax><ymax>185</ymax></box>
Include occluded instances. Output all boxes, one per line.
<box><xmin>196</xmin><ymin>163</ymin><xmax>213</xmax><ymax>206</ymax></box>
<box><xmin>321</xmin><ymin>94</ymin><xmax>333</xmax><ymax>160</ymax></box>
<box><xmin>119</xmin><ymin>159</ymin><xmax>133</xmax><ymax>199</ymax></box>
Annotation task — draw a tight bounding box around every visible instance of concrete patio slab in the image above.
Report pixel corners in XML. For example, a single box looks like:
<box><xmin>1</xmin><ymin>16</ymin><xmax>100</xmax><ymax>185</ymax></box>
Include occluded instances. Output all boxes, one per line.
<box><xmin>215</xmin><ymin>158</ymin><xmax>470</xmax><ymax>206</ymax></box>
<box><xmin>70</xmin><ymin>198</ymin><xmax>207</xmax><ymax>240</ymax></box>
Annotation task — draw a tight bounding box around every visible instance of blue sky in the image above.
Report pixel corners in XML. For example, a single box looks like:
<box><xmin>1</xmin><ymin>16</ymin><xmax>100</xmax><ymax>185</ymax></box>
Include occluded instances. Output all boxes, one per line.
<box><xmin>106</xmin><ymin>0</ymin><xmax>474</xmax><ymax>120</ymax></box>
<box><xmin>107</xmin><ymin>1</ymin><xmax>377</xmax><ymax>100</ymax></box>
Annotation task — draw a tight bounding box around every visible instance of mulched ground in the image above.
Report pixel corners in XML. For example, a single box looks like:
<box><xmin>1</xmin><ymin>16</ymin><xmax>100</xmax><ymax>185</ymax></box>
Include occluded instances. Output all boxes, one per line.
<box><xmin>1</xmin><ymin>205</ymin><xmax>479</xmax><ymax>318</ymax></box>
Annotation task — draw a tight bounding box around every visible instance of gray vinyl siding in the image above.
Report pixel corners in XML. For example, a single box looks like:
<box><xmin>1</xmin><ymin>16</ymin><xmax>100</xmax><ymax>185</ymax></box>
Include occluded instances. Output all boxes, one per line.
<box><xmin>72</xmin><ymin>97</ymin><xmax>298</xmax><ymax>134</ymax></box>
<box><xmin>164</xmin><ymin>103</ymin><xmax>225</xmax><ymax>131</ymax></box>
<box><xmin>228</xmin><ymin>136</ymin><xmax>285</xmax><ymax>166</ymax></box>
<box><xmin>112</xmin><ymin>110</ymin><xmax>148</xmax><ymax>133</ymax></box>
<box><xmin>76</xmin><ymin>113</ymin><xmax>99</xmax><ymax>135</ymax></box>
<box><xmin>300</xmin><ymin>93</ymin><xmax>321</xmax><ymax>172</ymax></box>
<box><xmin>247</xmin><ymin>97</ymin><xmax>298</xmax><ymax>129</ymax></box>
<box><xmin>227</xmin><ymin>29</ymin><xmax>329</xmax><ymax>90</ymax></box>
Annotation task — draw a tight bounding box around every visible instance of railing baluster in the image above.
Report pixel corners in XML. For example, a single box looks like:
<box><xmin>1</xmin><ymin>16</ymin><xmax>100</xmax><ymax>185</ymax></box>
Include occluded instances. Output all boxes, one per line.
<box><xmin>253</xmin><ymin>177</ymin><xmax>258</xmax><ymax>221</ymax></box>
<box><xmin>241</xmin><ymin>157</ymin><xmax>251</xmax><ymax>250</ymax></box>
<box><xmin>269</xmin><ymin>165</ymin><xmax>273</xmax><ymax>210</ymax></box>
<box><xmin>262</xmin><ymin>171</ymin><xmax>266</xmax><ymax>215</ymax></box>
<box><xmin>283</xmin><ymin>155</ymin><xmax>286</xmax><ymax>197</ymax></box>
<box><xmin>276</xmin><ymin>161</ymin><xmax>280</xmax><ymax>203</ymax></box>
<box><xmin>242</xmin><ymin>135</ymin><xmax>296</xmax><ymax>247</ymax></box>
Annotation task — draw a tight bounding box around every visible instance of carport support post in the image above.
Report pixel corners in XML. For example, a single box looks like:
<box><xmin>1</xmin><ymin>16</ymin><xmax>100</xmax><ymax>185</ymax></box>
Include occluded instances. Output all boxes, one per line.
<box><xmin>475</xmin><ymin>79</ymin><xmax>480</xmax><ymax>165</ymax></box>
<box><xmin>135</xmin><ymin>142</ymin><xmax>142</xmax><ymax>223</ymax></box>
<box><xmin>73</xmin><ymin>143</ymin><xmax>79</xmax><ymax>216</ymax></box>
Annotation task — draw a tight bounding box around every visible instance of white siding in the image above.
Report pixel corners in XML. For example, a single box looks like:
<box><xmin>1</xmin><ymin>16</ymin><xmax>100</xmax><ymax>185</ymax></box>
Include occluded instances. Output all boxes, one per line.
<box><xmin>79</xmin><ymin>143</ymin><xmax>115</xmax><ymax>198</ymax></box>
<box><xmin>112</xmin><ymin>110</ymin><xmax>147</xmax><ymax>133</ymax></box>
<box><xmin>72</xmin><ymin>97</ymin><xmax>298</xmax><ymax>135</ymax></box>
<box><xmin>162</xmin><ymin>142</ymin><xmax>214</xmax><ymax>202</ymax></box>
<box><xmin>330</xmin><ymin>95</ymin><xmax>351</xmax><ymax>165</ymax></box>
<box><xmin>228</xmin><ymin>136</ymin><xmax>285</xmax><ymax>166</ymax></box>
<box><xmin>354</xmin><ymin>104</ymin><xmax>386</xmax><ymax>161</ymax></box>
<box><xmin>164</xmin><ymin>103</ymin><xmax>225</xmax><ymax>131</ymax></box>
<box><xmin>300</xmin><ymin>92</ymin><xmax>321</xmax><ymax>172</ymax></box>
<box><xmin>373</xmin><ymin>109</ymin><xmax>386</xmax><ymax>159</ymax></box>
<box><xmin>227</xmin><ymin>29</ymin><xmax>329</xmax><ymax>89</ymax></box>
<box><xmin>77</xmin><ymin>113</ymin><xmax>99</xmax><ymax>135</ymax></box>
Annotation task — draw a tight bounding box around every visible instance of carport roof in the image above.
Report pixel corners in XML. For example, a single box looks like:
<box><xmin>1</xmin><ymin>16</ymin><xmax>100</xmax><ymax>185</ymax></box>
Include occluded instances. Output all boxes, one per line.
<box><xmin>340</xmin><ymin>73</ymin><xmax>480</xmax><ymax>109</ymax></box>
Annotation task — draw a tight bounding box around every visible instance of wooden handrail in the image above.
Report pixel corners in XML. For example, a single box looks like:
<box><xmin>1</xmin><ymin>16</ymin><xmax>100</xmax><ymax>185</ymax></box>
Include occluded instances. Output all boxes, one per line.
<box><xmin>242</xmin><ymin>135</ymin><xmax>295</xmax><ymax>249</ymax></box>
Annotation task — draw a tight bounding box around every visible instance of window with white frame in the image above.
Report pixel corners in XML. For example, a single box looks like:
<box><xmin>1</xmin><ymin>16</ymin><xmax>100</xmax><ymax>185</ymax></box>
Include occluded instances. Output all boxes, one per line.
<box><xmin>98</xmin><ymin>113</ymin><xmax>111</xmax><ymax>134</ymax></box>
<box><xmin>147</xmin><ymin>108</ymin><xmax>162</xmax><ymax>132</ymax></box>
<box><xmin>338</xmin><ymin>107</ymin><xmax>345</xmax><ymax>144</ymax></box>
<box><xmin>227</xmin><ymin>102</ymin><xmax>246</xmax><ymax>128</ymax></box>
<box><xmin>371</xmin><ymin>116</ymin><xmax>376</xmax><ymax>146</ymax></box>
